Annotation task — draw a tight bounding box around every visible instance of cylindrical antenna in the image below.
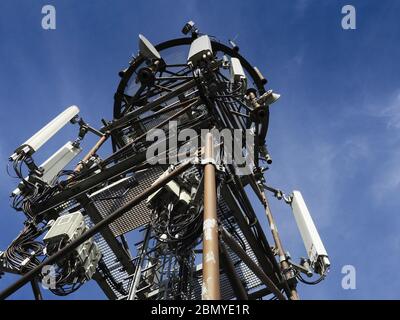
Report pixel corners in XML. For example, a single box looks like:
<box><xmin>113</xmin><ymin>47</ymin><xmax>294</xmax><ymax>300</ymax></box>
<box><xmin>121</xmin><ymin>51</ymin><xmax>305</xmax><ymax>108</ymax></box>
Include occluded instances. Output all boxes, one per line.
<box><xmin>11</xmin><ymin>106</ymin><xmax>80</xmax><ymax>159</ymax></box>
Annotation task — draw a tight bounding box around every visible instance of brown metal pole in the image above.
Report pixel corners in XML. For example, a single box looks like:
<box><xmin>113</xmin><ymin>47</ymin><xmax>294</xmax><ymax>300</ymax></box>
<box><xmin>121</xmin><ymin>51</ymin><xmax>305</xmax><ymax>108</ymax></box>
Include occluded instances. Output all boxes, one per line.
<box><xmin>202</xmin><ymin>132</ymin><xmax>220</xmax><ymax>300</ymax></box>
<box><xmin>74</xmin><ymin>134</ymin><xmax>108</xmax><ymax>173</ymax></box>
<box><xmin>243</xmin><ymin>149</ymin><xmax>299</xmax><ymax>299</ymax></box>
<box><xmin>259</xmin><ymin>188</ymin><xmax>299</xmax><ymax>300</ymax></box>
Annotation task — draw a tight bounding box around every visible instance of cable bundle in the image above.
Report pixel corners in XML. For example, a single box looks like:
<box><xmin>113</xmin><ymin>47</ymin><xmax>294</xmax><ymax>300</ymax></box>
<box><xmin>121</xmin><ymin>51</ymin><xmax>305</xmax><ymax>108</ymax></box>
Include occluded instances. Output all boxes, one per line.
<box><xmin>151</xmin><ymin>204</ymin><xmax>203</xmax><ymax>253</ymax></box>
<box><xmin>3</xmin><ymin>222</ymin><xmax>45</xmax><ymax>273</ymax></box>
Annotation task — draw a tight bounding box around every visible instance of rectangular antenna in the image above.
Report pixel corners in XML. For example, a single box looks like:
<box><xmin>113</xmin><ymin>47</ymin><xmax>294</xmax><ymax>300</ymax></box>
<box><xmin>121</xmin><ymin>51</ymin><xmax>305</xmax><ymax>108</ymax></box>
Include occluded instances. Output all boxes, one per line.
<box><xmin>291</xmin><ymin>191</ymin><xmax>330</xmax><ymax>275</ymax></box>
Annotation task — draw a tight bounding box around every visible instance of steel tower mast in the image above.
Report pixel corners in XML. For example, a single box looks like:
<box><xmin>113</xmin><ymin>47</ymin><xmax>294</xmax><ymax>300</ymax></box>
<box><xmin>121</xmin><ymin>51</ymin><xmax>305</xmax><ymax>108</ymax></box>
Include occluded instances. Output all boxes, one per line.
<box><xmin>0</xmin><ymin>22</ymin><xmax>330</xmax><ymax>300</ymax></box>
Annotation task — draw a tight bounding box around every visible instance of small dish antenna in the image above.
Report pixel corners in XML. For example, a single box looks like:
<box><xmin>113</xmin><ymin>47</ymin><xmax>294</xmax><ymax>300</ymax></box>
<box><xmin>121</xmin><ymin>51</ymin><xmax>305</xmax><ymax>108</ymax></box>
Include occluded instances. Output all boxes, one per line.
<box><xmin>138</xmin><ymin>34</ymin><xmax>161</xmax><ymax>60</ymax></box>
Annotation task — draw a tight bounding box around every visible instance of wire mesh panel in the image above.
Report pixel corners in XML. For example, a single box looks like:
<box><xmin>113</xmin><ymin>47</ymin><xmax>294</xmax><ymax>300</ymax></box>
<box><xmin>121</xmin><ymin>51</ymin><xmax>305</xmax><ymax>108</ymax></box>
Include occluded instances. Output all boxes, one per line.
<box><xmin>84</xmin><ymin>217</ymin><xmax>132</xmax><ymax>299</ymax></box>
<box><xmin>219</xmin><ymin>203</ymin><xmax>264</xmax><ymax>292</ymax></box>
<box><xmin>190</xmin><ymin>198</ymin><xmax>263</xmax><ymax>300</ymax></box>
<box><xmin>89</xmin><ymin>166</ymin><xmax>164</xmax><ymax>237</ymax></box>
<box><xmin>191</xmin><ymin>265</ymin><xmax>235</xmax><ymax>300</ymax></box>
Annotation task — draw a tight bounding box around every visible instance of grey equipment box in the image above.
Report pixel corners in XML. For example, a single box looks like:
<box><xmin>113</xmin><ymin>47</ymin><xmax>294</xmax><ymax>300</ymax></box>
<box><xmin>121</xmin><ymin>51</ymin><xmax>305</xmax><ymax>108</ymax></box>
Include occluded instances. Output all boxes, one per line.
<box><xmin>43</xmin><ymin>211</ymin><xmax>85</xmax><ymax>244</ymax></box>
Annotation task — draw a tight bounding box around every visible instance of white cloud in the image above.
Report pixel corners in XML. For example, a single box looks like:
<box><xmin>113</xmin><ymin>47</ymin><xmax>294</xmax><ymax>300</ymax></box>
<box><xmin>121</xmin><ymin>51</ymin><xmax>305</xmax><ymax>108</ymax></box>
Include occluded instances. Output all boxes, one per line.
<box><xmin>370</xmin><ymin>149</ymin><xmax>400</xmax><ymax>202</ymax></box>
<box><xmin>379</xmin><ymin>91</ymin><xmax>400</xmax><ymax>129</ymax></box>
<box><xmin>361</xmin><ymin>90</ymin><xmax>400</xmax><ymax>201</ymax></box>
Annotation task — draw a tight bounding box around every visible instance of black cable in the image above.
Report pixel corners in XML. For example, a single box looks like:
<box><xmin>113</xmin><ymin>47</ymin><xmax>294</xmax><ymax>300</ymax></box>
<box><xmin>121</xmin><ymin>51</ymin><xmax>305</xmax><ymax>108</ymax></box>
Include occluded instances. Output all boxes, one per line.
<box><xmin>295</xmin><ymin>269</ymin><xmax>326</xmax><ymax>285</ymax></box>
<box><xmin>3</xmin><ymin>222</ymin><xmax>45</xmax><ymax>272</ymax></box>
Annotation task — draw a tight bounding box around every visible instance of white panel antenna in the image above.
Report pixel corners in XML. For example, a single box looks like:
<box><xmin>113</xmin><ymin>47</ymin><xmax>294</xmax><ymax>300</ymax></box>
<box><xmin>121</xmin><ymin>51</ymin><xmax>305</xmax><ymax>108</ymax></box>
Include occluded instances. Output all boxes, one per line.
<box><xmin>11</xmin><ymin>141</ymin><xmax>82</xmax><ymax>196</ymax></box>
<box><xmin>291</xmin><ymin>190</ymin><xmax>330</xmax><ymax>275</ymax></box>
<box><xmin>187</xmin><ymin>35</ymin><xmax>213</xmax><ymax>67</ymax></box>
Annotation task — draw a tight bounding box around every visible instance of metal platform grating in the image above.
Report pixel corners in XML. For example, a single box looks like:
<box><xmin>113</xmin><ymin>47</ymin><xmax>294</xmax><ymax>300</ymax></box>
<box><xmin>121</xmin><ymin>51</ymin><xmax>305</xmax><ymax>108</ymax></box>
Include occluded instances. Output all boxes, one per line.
<box><xmin>89</xmin><ymin>166</ymin><xmax>164</xmax><ymax>237</ymax></box>
<box><xmin>84</xmin><ymin>217</ymin><xmax>132</xmax><ymax>299</ymax></box>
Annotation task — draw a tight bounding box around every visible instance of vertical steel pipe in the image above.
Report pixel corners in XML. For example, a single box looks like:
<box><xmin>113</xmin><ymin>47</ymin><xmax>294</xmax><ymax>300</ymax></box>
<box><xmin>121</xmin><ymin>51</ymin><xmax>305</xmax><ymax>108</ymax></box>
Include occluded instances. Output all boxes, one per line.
<box><xmin>202</xmin><ymin>132</ymin><xmax>221</xmax><ymax>300</ymax></box>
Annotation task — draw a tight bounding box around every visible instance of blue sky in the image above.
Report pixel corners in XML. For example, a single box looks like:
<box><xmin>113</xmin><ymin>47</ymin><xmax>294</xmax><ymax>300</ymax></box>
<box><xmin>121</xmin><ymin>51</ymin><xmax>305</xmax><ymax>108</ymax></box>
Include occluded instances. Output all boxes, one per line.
<box><xmin>0</xmin><ymin>0</ymin><xmax>399</xmax><ymax>299</ymax></box>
